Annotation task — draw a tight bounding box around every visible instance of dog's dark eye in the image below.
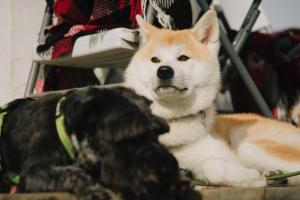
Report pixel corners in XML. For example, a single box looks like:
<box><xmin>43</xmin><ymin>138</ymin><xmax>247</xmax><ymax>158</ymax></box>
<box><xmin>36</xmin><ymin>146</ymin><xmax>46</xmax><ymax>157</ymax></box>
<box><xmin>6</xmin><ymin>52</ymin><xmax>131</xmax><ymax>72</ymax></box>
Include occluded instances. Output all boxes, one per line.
<box><xmin>177</xmin><ymin>55</ymin><xmax>190</xmax><ymax>61</ymax></box>
<box><xmin>151</xmin><ymin>57</ymin><xmax>160</xmax><ymax>63</ymax></box>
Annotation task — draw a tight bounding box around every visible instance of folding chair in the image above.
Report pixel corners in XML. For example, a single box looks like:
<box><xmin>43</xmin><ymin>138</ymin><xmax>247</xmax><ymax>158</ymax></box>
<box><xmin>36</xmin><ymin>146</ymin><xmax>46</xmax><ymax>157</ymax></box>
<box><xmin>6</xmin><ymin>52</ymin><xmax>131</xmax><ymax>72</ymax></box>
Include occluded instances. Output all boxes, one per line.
<box><xmin>25</xmin><ymin>0</ymin><xmax>273</xmax><ymax>118</ymax></box>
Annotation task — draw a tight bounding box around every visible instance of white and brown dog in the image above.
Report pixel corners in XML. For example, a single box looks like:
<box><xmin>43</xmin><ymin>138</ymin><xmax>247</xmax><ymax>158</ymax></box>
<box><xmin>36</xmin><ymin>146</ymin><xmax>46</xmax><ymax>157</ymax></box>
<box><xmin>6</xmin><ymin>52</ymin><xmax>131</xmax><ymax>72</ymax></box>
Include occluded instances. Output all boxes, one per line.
<box><xmin>125</xmin><ymin>10</ymin><xmax>300</xmax><ymax>187</ymax></box>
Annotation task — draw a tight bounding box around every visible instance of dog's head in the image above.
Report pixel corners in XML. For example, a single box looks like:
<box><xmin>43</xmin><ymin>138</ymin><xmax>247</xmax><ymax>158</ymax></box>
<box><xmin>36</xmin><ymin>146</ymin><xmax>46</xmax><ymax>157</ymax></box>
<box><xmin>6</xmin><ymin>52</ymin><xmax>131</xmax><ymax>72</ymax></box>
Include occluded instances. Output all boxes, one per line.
<box><xmin>125</xmin><ymin>10</ymin><xmax>221</xmax><ymax>118</ymax></box>
<box><xmin>62</xmin><ymin>87</ymin><xmax>169</xmax><ymax>141</ymax></box>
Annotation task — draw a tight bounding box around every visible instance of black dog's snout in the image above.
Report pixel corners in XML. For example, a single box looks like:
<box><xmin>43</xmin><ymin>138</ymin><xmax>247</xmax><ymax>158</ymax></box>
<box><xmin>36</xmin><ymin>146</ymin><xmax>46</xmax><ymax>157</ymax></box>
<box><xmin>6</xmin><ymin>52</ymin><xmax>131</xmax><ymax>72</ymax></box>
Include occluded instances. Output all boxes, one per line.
<box><xmin>157</xmin><ymin>66</ymin><xmax>174</xmax><ymax>80</ymax></box>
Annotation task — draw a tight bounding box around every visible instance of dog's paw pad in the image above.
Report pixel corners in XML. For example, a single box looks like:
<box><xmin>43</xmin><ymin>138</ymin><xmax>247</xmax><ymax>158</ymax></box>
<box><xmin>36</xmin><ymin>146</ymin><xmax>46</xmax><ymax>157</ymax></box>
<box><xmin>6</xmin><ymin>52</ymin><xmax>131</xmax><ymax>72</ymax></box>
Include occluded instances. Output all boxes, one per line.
<box><xmin>266</xmin><ymin>179</ymin><xmax>288</xmax><ymax>186</ymax></box>
<box><xmin>263</xmin><ymin>170</ymin><xmax>288</xmax><ymax>186</ymax></box>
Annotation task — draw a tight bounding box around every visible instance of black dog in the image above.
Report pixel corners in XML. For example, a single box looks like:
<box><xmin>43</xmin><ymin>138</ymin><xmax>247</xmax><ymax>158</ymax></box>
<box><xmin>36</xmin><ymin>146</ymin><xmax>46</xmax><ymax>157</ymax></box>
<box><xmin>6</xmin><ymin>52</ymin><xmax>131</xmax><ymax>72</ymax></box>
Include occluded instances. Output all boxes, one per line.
<box><xmin>0</xmin><ymin>87</ymin><xmax>201</xmax><ymax>200</ymax></box>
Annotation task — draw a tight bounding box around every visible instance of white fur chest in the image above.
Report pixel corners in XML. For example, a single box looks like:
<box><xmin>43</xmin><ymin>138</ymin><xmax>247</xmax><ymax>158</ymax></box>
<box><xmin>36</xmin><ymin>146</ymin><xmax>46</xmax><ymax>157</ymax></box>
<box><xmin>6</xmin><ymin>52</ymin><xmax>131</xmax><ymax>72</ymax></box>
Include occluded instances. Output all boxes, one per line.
<box><xmin>158</xmin><ymin>114</ymin><xmax>207</xmax><ymax>147</ymax></box>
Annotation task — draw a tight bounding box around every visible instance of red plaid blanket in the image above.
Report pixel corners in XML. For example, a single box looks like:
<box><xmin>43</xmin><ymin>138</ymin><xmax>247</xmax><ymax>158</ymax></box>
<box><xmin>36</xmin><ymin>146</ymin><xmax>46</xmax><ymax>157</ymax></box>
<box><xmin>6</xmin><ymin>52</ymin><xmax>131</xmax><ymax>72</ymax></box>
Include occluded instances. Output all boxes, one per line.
<box><xmin>35</xmin><ymin>0</ymin><xmax>141</xmax><ymax>92</ymax></box>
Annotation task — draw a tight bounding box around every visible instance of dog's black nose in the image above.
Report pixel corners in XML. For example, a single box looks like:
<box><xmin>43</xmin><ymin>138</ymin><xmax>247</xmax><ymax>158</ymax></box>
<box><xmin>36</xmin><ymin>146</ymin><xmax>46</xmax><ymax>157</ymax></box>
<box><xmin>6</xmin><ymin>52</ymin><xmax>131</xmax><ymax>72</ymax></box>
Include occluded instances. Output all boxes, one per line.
<box><xmin>157</xmin><ymin>66</ymin><xmax>174</xmax><ymax>80</ymax></box>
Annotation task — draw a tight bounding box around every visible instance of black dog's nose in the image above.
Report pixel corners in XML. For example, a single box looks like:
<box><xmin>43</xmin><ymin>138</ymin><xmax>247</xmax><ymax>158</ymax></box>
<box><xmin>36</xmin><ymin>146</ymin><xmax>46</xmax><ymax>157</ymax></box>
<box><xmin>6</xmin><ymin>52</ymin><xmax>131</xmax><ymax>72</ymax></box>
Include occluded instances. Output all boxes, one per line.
<box><xmin>157</xmin><ymin>66</ymin><xmax>174</xmax><ymax>80</ymax></box>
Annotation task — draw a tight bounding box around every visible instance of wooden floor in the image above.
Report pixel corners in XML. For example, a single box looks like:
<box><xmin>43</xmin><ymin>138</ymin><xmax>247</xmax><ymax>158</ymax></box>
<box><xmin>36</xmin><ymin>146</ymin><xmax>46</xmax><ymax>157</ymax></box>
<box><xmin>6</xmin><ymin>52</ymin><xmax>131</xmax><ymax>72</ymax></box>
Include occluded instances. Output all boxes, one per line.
<box><xmin>0</xmin><ymin>193</ymin><xmax>76</xmax><ymax>200</ymax></box>
<box><xmin>200</xmin><ymin>187</ymin><xmax>300</xmax><ymax>200</ymax></box>
<box><xmin>1</xmin><ymin>187</ymin><xmax>300</xmax><ymax>200</ymax></box>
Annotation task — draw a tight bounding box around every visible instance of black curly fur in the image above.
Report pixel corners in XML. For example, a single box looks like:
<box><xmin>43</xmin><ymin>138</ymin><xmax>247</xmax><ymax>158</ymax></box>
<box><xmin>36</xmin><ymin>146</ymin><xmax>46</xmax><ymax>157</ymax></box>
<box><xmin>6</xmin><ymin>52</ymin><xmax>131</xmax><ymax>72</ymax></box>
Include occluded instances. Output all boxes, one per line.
<box><xmin>0</xmin><ymin>86</ymin><xmax>201</xmax><ymax>200</ymax></box>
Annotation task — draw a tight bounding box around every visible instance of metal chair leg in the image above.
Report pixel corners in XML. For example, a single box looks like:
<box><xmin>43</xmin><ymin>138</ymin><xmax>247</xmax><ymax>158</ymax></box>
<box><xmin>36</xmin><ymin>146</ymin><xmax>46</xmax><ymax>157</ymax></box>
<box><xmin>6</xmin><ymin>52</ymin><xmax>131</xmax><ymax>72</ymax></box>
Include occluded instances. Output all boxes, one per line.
<box><xmin>24</xmin><ymin>63</ymin><xmax>41</xmax><ymax>96</ymax></box>
<box><xmin>24</xmin><ymin>6</ymin><xmax>51</xmax><ymax>97</ymax></box>
<box><xmin>221</xmin><ymin>0</ymin><xmax>261</xmax><ymax>91</ymax></box>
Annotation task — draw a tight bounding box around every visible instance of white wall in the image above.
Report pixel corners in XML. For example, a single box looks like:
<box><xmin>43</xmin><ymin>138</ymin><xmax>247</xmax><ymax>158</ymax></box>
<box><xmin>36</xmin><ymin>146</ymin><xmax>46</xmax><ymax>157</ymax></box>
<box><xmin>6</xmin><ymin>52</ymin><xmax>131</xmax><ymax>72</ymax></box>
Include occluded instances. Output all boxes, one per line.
<box><xmin>0</xmin><ymin>0</ymin><xmax>12</xmax><ymax>105</ymax></box>
<box><xmin>262</xmin><ymin>0</ymin><xmax>300</xmax><ymax>31</ymax></box>
<box><xmin>218</xmin><ymin>0</ymin><xmax>270</xmax><ymax>31</ymax></box>
<box><xmin>217</xmin><ymin>0</ymin><xmax>300</xmax><ymax>31</ymax></box>
<box><xmin>0</xmin><ymin>0</ymin><xmax>45</xmax><ymax>104</ymax></box>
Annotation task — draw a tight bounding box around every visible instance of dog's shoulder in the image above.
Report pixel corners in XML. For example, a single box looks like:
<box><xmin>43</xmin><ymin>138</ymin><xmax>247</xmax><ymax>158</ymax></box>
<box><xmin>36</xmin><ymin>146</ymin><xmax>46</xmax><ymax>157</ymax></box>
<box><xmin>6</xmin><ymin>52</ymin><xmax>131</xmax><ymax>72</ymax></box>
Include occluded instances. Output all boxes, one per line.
<box><xmin>5</xmin><ymin>97</ymin><xmax>35</xmax><ymax>111</ymax></box>
<box><xmin>212</xmin><ymin>113</ymin><xmax>262</xmax><ymax>142</ymax></box>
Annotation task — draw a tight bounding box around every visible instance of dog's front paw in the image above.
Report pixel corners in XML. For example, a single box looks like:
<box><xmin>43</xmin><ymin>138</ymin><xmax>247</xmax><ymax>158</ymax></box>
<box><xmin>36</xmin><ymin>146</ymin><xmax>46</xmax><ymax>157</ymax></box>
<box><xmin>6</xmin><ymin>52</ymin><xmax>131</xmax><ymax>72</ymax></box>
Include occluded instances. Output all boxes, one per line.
<box><xmin>79</xmin><ymin>184</ymin><xmax>111</xmax><ymax>200</ymax></box>
<box><xmin>263</xmin><ymin>170</ymin><xmax>288</xmax><ymax>186</ymax></box>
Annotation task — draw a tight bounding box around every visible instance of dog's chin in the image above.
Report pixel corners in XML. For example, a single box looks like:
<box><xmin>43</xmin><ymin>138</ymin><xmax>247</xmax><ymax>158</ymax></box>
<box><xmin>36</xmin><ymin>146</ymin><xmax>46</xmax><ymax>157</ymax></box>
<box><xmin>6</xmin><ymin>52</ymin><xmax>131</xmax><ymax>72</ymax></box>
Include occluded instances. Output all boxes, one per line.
<box><xmin>154</xmin><ymin>85</ymin><xmax>188</xmax><ymax>99</ymax></box>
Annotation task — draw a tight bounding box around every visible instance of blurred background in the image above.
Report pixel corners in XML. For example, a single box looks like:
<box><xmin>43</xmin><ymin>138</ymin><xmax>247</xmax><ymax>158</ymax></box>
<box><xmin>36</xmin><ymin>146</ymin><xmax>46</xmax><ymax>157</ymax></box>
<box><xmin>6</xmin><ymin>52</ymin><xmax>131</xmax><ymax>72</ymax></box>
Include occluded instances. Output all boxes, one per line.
<box><xmin>1</xmin><ymin>0</ymin><xmax>300</xmax><ymax>124</ymax></box>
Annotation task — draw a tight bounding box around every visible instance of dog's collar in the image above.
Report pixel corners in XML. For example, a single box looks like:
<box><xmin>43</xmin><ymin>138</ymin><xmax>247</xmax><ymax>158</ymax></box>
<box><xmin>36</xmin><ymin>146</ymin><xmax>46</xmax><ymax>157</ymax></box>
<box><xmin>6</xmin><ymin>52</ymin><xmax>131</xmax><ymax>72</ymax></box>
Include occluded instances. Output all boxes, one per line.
<box><xmin>167</xmin><ymin>110</ymin><xmax>206</xmax><ymax>123</ymax></box>
<box><xmin>56</xmin><ymin>97</ymin><xmax>80</xmax><ymax>161</ymax></box>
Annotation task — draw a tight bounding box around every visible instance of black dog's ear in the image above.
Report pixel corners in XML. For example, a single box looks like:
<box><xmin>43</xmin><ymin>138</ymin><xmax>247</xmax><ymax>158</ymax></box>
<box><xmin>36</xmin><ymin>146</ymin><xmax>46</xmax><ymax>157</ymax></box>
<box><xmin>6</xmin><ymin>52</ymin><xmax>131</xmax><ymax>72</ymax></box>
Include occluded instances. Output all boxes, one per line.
<box><xmin>104</xmin><ymin>114</ymin><xmax>169</xmax><ymax>142</ymax></box>
<box><xmin>114</xmin><ymin>86</ymin><xmax>153</xmax><ymax>107</ymax></box>
<box><xmin>61</xmin><ymin>87</ymin><xmax>99</xmax><ymax>133</ymax></box>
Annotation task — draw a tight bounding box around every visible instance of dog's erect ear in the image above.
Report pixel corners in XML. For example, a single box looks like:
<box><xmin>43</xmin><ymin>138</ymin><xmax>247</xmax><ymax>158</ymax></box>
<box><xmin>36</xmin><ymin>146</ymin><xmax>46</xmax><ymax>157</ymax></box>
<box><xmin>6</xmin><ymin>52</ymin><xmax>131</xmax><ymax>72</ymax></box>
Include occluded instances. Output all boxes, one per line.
<box><xmin>136</xmin><ymin>15</ymin><xmax>159</xmax><ymax>45</ymax></box>
<box><xmin>192</xmin><ymin>10</ymin><xmax>219</xmax><ymax>53</ymax></box>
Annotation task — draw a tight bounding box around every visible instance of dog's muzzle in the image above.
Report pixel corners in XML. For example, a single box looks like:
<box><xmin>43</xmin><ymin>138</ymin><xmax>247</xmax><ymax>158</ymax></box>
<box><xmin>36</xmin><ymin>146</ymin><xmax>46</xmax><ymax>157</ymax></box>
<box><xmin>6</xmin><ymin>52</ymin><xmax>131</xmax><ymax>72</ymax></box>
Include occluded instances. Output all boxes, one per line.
<box><xmin>154</xmin><ymin>66</ymin><xmax>188</xmax><ymax>96</ymax></box>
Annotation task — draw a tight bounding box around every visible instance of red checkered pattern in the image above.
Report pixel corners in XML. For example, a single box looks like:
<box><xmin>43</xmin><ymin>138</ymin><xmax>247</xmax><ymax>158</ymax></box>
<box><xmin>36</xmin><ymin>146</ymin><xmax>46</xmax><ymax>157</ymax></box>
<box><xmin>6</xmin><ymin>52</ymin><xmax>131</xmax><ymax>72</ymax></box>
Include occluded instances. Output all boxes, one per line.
<box><xmin>35</xmin><ymin>0</ymin><xmax>141</xmax><ymax>92</ymax></box>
